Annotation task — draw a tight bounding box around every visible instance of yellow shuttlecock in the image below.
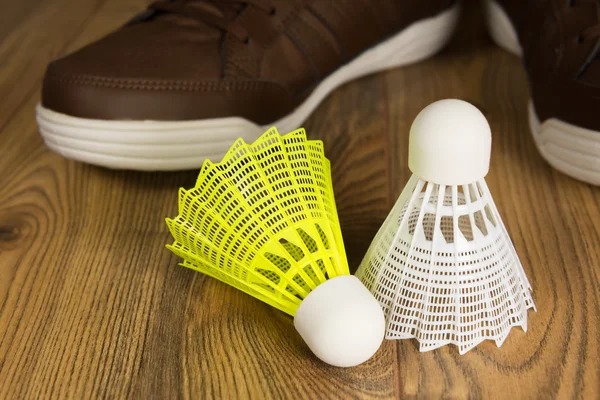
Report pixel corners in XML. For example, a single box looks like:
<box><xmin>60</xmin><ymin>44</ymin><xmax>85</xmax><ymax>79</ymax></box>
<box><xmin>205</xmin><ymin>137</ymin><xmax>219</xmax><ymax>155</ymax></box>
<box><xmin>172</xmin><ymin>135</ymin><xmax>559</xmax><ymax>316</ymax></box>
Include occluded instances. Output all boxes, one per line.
<box><xmin>166</xmin><ymin>127</ymin><xmax>384</xmax><ymax>367</ymax></box>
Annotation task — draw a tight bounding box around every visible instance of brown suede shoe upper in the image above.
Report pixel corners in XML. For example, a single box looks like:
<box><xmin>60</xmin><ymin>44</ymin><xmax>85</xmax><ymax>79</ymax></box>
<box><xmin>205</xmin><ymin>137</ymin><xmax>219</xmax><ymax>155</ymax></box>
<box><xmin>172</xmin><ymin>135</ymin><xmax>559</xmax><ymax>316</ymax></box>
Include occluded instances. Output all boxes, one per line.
<box><xmin>494</xmin><ymin>0</ymin><xmax>600</xmax><ymax>131</ymax></box>
<box><xmin>42</xmin><ymin>0</ymin><xmax>454</xmax><ymax>124</ymax></box>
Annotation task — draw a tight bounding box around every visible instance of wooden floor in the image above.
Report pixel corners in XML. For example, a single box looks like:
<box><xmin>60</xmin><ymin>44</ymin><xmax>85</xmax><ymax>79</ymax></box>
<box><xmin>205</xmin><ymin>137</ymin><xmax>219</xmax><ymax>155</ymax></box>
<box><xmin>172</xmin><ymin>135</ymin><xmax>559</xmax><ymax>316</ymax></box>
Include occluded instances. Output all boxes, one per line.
<box><xmin>1</xmin><ymin>0</ymin><xmax>599</xmax><ymax>398</ymax></box>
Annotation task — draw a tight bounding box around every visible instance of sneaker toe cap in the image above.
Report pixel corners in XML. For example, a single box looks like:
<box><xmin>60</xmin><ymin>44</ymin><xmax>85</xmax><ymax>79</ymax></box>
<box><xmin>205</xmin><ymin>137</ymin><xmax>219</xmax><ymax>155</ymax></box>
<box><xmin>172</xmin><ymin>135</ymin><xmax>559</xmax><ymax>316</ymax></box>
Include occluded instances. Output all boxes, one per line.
<box><xmin>42</xmin><ymin>62</ymin><xmax>293</xmax><ymax>124</ymax></box>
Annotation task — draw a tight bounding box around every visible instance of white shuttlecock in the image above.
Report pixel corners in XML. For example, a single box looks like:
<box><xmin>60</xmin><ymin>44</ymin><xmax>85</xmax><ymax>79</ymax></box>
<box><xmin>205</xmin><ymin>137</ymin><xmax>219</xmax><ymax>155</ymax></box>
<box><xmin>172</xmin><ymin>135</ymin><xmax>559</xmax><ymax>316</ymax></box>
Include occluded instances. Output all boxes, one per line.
<box><xmin>356</xmin><ymin>99</ymin><xmax>536</xmax><ymax>354</ymax></box>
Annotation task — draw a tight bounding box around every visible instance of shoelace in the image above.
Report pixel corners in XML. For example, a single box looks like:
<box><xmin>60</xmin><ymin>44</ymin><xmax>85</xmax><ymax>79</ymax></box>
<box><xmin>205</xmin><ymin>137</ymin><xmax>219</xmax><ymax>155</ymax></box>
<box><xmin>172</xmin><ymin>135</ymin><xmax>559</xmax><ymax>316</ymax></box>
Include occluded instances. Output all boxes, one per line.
<box><xmin>148</xmin><ymin>0</ymin><xmax>276</xmax><ymax>43</ymax></box>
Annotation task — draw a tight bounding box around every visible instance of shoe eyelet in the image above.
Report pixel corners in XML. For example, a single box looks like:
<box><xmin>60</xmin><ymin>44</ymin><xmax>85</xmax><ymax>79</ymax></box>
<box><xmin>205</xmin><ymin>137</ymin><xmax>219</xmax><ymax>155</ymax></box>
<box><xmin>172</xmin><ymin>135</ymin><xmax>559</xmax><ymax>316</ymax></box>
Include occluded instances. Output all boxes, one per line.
<box><xmin>244</xmin><ymin>37</ymin><xmax>252</xmax><ymax>45</ymax></box>
<box><xmin>567</xmin><ymin>0</ymin><xmax>575</xmax><ymax>7</ymax></box>
<box><xmin>575</xmin><ymin>35</ymin><xmax>583</xmax><ymax>44</ymax></box>
<box><xmin>270</xmin><ymin>7</ymin><xmax>277</xmax><ymax>16</ymax></box>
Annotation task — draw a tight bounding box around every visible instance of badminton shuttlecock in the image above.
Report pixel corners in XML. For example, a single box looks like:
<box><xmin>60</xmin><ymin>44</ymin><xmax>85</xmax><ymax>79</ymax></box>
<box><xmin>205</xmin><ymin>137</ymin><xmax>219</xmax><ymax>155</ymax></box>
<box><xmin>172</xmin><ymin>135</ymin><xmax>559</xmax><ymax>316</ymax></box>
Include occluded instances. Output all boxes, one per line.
<box><xmin>166</xmin><ymin>127</ymin><xmax>385</xmax><ymax>367</ymax></box>
<box><xmin>356</xmin><ymin>99</ymin><xmax>536</xmax><ymax>354</ymax></box>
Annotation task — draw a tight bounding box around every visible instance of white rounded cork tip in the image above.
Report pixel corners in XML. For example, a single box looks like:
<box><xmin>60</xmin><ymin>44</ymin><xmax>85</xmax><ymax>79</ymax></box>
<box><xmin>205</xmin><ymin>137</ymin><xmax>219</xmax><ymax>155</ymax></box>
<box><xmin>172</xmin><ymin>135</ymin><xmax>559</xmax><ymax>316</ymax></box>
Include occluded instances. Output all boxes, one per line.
<box><xmin>294</xmin><ymin>275</ymin><xmax>385</xmax><ymax>367</ymax></box>
<box><xmin>409</xmin><ymin>99</ymin><xmax>492</xmax><ymax>185</ymax></box>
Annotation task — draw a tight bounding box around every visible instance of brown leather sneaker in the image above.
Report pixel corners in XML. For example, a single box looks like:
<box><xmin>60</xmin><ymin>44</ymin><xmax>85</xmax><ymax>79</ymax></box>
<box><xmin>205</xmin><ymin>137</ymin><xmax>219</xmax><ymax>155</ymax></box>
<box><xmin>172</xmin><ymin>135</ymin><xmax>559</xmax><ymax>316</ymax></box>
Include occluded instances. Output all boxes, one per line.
<box><xmin>37</xmin><ymin>0</ymin><xmax>458</xmax><ymax>170</ymax></box>
<box><xmin>485</xmin><ymin>0</ymin><xmax>600</xmax><ymax>185</ymax></box>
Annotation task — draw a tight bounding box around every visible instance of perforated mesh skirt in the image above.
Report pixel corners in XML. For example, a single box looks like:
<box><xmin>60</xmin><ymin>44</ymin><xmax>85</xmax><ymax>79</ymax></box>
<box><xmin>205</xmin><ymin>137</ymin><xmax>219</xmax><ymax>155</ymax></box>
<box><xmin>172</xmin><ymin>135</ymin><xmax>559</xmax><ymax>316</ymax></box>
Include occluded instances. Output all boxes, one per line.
<box><xmin>357</xmin><ymin>175</ymin><xmax>536</xmax><ymax>354</ymax></box>
<box><xmin>167</xmin><ymin>128</ymin><xmax>349</xmax><ymax>316</ymax></box>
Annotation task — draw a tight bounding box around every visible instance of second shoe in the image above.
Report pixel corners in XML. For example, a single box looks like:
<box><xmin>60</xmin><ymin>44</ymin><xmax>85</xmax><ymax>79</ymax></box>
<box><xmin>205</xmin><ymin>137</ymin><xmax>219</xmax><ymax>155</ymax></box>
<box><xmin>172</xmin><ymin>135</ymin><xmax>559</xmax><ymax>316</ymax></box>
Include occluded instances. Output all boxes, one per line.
<box><xmin>486</xmin><ymin>0</ymin><xmax>600</xmax><ymax>185</ymax></box>
<box><xmin>37</xmin><ymin>0</ymin><xmax>458</xmax><ymax>170</ymax></box>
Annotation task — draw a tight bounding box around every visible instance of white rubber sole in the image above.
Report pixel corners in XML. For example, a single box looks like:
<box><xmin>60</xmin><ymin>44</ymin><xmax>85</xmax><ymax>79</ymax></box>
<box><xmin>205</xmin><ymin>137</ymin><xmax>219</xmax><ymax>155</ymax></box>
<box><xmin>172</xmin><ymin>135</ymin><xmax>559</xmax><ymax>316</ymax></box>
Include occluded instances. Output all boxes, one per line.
<box><xmin>37</xmin><ymin>4</ymin><xmax>460</xmax><ymax>171</ymax></box>
<box><xmin>485</xmin><ymin>0</ymin><xmax>600</xmax><ymax>185</ymax></box>
<box><xmin>528</xmin><ymin>105</ymin><xmax>600</xmax><ymax>185</ymax></box>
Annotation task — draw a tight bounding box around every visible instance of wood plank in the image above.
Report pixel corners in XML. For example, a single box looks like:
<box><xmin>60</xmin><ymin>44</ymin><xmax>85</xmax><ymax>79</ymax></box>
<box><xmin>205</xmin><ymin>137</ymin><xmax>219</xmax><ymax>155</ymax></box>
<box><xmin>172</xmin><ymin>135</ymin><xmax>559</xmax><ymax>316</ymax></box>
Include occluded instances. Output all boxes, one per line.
<box><xmin>0</xmin><ymin>0</ymin><xmax>46</xmax><ymax>38</ymax></box>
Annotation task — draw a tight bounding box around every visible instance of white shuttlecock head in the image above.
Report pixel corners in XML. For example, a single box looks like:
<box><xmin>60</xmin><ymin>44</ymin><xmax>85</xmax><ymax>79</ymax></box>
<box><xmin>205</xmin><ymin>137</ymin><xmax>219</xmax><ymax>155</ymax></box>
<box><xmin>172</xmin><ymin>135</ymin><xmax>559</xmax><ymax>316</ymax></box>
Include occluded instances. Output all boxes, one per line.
<box><xmin>294</xmin><ymin>275</ymin><xmax>385</xmax><ymax>367</ymax></box>
<box><xmin>409</xmin><ymin>99</ymin><xmax>492</xmax><ymax>185</ymax></box>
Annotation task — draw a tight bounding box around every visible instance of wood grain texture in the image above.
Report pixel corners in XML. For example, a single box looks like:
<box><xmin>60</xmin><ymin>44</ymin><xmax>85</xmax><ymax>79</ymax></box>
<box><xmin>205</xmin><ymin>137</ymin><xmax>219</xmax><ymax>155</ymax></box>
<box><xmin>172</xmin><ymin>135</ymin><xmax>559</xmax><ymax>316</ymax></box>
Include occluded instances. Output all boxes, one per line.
<box><xmin>0</xmin><ymin>0</ymin><xmax>599</xmax><ymax>398</ymax></box>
